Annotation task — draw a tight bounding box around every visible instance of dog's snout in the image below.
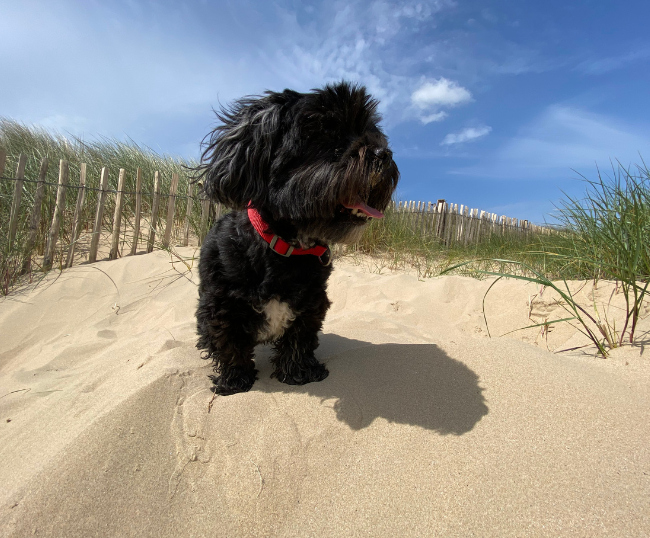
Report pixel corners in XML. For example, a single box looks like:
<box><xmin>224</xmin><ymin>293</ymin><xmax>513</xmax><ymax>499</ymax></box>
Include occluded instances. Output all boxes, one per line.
<box><xmin>374</xmin><ymin>147</ymin><xmax>392</xmax><ymax>161</ymax></box>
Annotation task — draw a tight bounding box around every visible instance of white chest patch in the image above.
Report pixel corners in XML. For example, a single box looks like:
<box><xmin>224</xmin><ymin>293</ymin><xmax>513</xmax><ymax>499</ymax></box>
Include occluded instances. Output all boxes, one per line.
<box><xmin>257</xmin><ymin>299</ymin><xmax>295</xmax><ymax>343</ymax></box>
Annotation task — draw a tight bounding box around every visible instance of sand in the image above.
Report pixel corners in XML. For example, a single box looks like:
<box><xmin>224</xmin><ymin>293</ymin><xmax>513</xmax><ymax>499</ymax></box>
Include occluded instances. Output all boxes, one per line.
<box><xmin>0</xmin><ymin>248</ymin><xmax>648</xmax><ymax>537</ymax></box>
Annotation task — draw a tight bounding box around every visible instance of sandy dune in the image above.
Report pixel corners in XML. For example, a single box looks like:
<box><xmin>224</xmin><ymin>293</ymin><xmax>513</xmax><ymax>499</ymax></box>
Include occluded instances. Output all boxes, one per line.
<box><xmin>1</xmin><ymin>248</ymin><xmax>648</xmax><ymax>537</ymax></box>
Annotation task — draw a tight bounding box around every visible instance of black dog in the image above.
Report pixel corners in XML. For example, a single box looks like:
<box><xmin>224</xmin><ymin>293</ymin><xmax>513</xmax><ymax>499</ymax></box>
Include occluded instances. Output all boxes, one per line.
<box><xmin>194</xmin><ymin>82</ymin><xmax>399</xmax><ymax>395</ymax></box>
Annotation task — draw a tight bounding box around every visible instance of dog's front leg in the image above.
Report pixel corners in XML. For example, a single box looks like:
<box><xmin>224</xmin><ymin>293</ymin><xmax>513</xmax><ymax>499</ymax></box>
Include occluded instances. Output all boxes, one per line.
<box><xmin>271</xmin><ymin>297</ymin><xmax>330</xmax><ymax>386</ymax></box>
<box><xmin>196</xmin><ymin>293</ymin><xmax>261</xmax><ymax>395</ymax></box>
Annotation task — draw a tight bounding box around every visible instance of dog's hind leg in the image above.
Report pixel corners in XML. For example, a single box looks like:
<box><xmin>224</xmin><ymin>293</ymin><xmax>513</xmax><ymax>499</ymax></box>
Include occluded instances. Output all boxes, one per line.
<box><xmin>196</xmin><ymin>293</ymin><xmax>261</xmax><ymax>395</ymax></box>
<box><xmin>270</xmin><ymin>295</ymin><xmax>330</xmax><ymax>386</ymax></box>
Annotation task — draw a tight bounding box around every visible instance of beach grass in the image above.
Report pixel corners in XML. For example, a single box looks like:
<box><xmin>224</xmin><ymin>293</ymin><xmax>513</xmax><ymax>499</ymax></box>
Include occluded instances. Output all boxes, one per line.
<box><xmin>438</xmin><ymin>160</ymin><xmax>650</xmax><ymax>354</ymax></box>
<box><xmin>0</xmin><ymin>118</ymin><xmax>202</xmax><ymax>293</ymax></box>
<box><xmin>2</xmin><ymin>117</ymin><xmax>649</xmax><ymax>350</ymax></box>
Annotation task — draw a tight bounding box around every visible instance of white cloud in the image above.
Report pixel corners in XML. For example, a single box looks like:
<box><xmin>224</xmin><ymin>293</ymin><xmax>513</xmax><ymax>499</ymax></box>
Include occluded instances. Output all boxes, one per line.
<box><xmin>441</xmin><ymin>125</ymin><xmax>491</xmax><ymax>145</ymax></box>
<box><xmin>410</xmin><ymin>78</ymin><xmax>472</xmax><ymax>124</ymax></box>
<box><xmin>412</xmin><ymin>78</ymin><xmax>472</xmax><ymax>109</ymax></box>
<box><xmin>421</xmin><ymin>111</ymin><xmax>449</xmax><ymax>124</ymax></box>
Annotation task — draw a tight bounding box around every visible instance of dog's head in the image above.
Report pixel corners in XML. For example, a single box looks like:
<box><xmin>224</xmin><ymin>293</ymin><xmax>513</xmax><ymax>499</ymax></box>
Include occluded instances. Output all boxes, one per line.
<box><xmin>195</xmin><ymin>81</ymin><xmax>399</xmax><ymax>245</ymax></box>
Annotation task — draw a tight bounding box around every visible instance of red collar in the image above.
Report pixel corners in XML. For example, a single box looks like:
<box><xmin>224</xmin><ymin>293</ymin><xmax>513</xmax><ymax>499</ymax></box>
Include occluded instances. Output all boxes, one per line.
<box><xmin>247</xmin><ymin>205</ymin><xmax>330</xmax><ymax>264</ymax></box>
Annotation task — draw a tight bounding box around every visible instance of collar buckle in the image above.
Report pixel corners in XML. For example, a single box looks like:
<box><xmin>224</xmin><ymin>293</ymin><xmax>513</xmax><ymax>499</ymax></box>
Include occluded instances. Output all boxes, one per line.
<box><xmin>269</xmin><ymin>235</ymin><xmax>294</xmax><ymax>257</ymax></box>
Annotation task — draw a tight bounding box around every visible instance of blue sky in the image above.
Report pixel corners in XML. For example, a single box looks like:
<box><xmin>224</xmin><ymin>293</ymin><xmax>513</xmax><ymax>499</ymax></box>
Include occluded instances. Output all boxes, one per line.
<box><xmin>2</xmin><ymin>0</ymin><xmax>650</xmax><ymax>224</ymax></box>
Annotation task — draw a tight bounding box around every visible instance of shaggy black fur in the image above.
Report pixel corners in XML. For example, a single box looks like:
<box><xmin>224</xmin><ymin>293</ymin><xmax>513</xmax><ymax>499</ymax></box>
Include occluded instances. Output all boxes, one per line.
<box><xmin>194</xmin><ymin>81</ymin><xmax>399</xmax><ymax>395</ymax></box>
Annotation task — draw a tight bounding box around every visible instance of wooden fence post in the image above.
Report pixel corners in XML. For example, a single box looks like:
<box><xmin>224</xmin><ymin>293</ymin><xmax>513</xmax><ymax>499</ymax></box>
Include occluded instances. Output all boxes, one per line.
<box><xmin>461</xmin><ymin>206</ymin><xmax>470</xmax><ymax>245</ymax></box>
<box><xmin>147</xmin><ymin>171</ymin><xmax>161</xmax><ymax>253</ymax></box>
<box><xmin>469</xmin><ymin>209</ymin><xmax>478</xmax><ymax>243</ymax></box>
<box><xmin>89</xmin><ymin>167</ymin><xmax>110</xmax><ymax>263</ymax></box>
<box><xmin>199</xmin><ymin>195</ymin><xmax>211</xmax><ymax>246</ymax></box>
<box><xmin>444</xmin><ymin>203</ymin><xmax>454</xmax><ymax>247</ymax></box>
<box><xmin>163</xmin><ymin>173</ymin><xmax>179</xmax><ymax>248</ymax></box>
<box><xmin>65</xmin><ymin>163</ymin><xmax>87</xmax><ymax>268</ymax></box>
<box><xmin>109</xmin><ymin>168</ymin><xmax>126</xmax><ymax>260</ymax></box>
<box><xmin>435</xmin><ymin>200</ymin><xmax>446</xmax><ymax>240</ymax></box>
<box><xmin>421</xmin><ymin>202</ymin><xmax>430</xmax><ymax>235</ymax></box>
<box><xmin>21</xmin><ymin>157</ymin><xmax>49</xmax><ymax>273</ymax></box>
<box><xmin>418</xmin><ymin>202</ymin><xmax>427</xmax><ymax>236</ymax></box>
<box><xmin>183</xmin><ymin>180</ymin><xmax>193</xmax><ymax>246</ymax></box>
<box><xmin>427</xmin><ymin>202</ymin><xmax>436</xmax><ymax>236</ymax></box>
<box><xmin>451</xmin><ymin>203</ymin><xmax>459</xmax><ymax>244</ymax></box>
<box><xmin>414</xmin><ymin>201</ymin><xmax>422</xmax><ymax>234</ymax></box>
<box><xmin>8</xmin><ymin>153</ymin><xmax>27</xmax><ymax>250</ymax></box>
<box><xmin>130</xmin><ymin>167</ymin><xmax>143</xmax><ymax>256</ymax></box>
<box><xmin>43</xmin><ymin>160</ymin><xmax>69</xmax><ymax>270</ymax></box>
<box><xmin>477</xmin><ymin>210</ymin><xmax>485</xmax><ymax>242</ymax></box>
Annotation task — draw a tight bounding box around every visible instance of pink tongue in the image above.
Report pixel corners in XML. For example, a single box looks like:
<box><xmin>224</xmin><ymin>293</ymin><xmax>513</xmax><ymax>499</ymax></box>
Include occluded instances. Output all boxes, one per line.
<box><xmin>343</xmin><ymin>198</ymin><xmax>384</xmax><ymax>219</ymax></box>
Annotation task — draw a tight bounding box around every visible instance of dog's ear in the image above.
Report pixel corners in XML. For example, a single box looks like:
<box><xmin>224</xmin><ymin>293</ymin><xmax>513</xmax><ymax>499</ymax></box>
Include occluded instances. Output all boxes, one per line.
<box><xmin>195</xmin><ymin>95</ymin><xmax>284</xmax><ymax>209</ymax></box>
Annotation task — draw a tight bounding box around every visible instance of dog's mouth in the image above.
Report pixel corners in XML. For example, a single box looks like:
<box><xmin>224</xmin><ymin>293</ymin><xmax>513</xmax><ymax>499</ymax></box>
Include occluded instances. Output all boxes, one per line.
<box><xmin>339</xmin><ymin>196</ymin><xmax>384</xmax><ymax>223</ymax></box>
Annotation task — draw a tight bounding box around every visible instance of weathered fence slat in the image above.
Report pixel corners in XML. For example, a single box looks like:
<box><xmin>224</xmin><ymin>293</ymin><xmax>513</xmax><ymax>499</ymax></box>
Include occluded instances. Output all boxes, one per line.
<box><xmin>183</xmin><ymin>181</ymin><xmax>193</xmax><ymax>246</ymax></box>
<box><xmin>21</xmin><ymin>157</ymin><xmax>49</xmax><ymax>273</ymax></box>
<box><xmin>444</xmin><ymin>203</ymin><xmax>454</xmax><ymax>246</ymax></box>
<box><xmin>418</xmin><ymin>202</ymin><xmax>426</xmax><ymax>236</ymax></box>
<box><xmin>423</xmin><ymin>202</ymin><xmax>431</xmax><ymax>235</ymax></box>
<box><xmin>461</xmin><ymin>206</ymin><xmax>470</xmax><ymax>245</ymax></box>
<box><xmin>479</xmin><ymin>210</ymin><xmax>487</xmax><ymax>242</ymax></box>
<box><xmin>147</xmin><ymin>171</ymin><xmax>161</xmax><ymax>253</ymax></box>
<box><xmin>199</xmin><ymin>196</ymin><xmax>211</xmax><ymax>246</ymax></box>
<box><xmin>449</xmin><ymin>204</ymin><xmax>459</xmax><ymax>245</ymax></box>
<box><xmin>427</xmin><ymin>203</ymin><xmax>435</xmax><ymax>237</ymax></box>
<box><xmin>8</xmin><ymin>154</ymin><xmax>28</xmax><ymax>249</ymax></box>
<box><xmin>163</xmin><ymin>173</ymin><xmax>179</xmax><ymax>248</ymax></box>
<box><xmin>89</xmin><ymin>167</ymin><xmax>110</xmax><ymax>263</ymax></box>
<box><xmin>470</xmin><ymin>210</ymin><xmax>477</xmax><ymax>243</ymax></box>
<box><xmin>43</xmin><ymin>160</ymin><xmax>69</xmax><ymax>270</ymax></box>
<box><xmin>65</xmin><ymin>163</ymin><xmax>87</xmax><ymax>268</ymax></box>
<box><xmin>435</xmin><ymin>200</ymin><xmax>445</xmax><ymax>238</ymax></box>
<box><xmin>109</xmin><ymin>168</ymin><xmax>126</xmax><ymax>260</ymax></box>
<box><xmin>130</xmin><ymin>167</ymin><xmax>143</xmax><ymax>256</ymax></box>
<box><xmin>414</xmin><ymin>201</ymin><xmax>422</xmax><ymax>234</ymax></box>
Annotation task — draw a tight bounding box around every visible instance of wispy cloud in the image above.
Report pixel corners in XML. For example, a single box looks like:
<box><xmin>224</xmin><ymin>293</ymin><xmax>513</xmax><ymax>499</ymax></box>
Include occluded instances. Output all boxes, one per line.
<box><xmin>421</xmin><ymin>111</ymin><xmax>449</xmax><ymax>124</ymax></box>
<box><xmin>441</xmin><ymin>125</ymin><xmax>491</xmax><ymax>145</ymax></box>
<box><xmin>576</xmin><ymin>48</ymin><xmax>650</xmax><ymax>74</ymax></box>
<box><xmin>264</xmin><ymin>0</ymin><xmax>460</xmax><ymax>125</ymax></box>
<box><xmin>450</xmin><ymin>105</ymin><xmax>650</xmax><ymax>178</ymax></box>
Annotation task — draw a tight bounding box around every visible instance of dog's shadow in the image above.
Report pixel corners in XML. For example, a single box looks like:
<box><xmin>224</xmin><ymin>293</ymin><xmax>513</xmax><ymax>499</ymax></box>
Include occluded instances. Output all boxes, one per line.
<box><xmin>254</xmin><ymin>334</ymin><xmax>488</xmax><ymax>435</ymax></box>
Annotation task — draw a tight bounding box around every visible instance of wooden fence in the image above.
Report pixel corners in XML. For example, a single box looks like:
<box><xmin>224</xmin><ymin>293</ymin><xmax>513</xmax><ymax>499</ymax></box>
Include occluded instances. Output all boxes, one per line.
<box><xmin>1</xmin><ymin>152</ymin><xmax>221</xmax><ymax>273</ymax></box>
<box><xmin>386</xmin><ymin>199</ymin><xmax>550</xmax><ymax>247</ymax></box>
<box><xmin>1</xmin><ymin>151</ymin><xmax>549</xmax><ymax>272</ymax></box>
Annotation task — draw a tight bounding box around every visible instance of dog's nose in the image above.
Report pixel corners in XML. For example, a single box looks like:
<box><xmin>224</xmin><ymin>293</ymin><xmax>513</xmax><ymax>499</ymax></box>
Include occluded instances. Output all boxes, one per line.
<box><xmin>374</xmin><ymin>147</ymin><xmax>392</xmax><ymax>160</ymax></box>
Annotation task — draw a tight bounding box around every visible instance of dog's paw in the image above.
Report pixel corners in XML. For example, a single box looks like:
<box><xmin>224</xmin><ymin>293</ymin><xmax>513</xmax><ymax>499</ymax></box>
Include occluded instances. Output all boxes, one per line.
<box><xmin>209</xmin><ymin>367</ymin><xmax>258</xmax><ymax>395</ymax></box>
<box><xmin>272</xmin><ymin>360</ymin><xmax>329</xmax><ymax>386</ymax></box>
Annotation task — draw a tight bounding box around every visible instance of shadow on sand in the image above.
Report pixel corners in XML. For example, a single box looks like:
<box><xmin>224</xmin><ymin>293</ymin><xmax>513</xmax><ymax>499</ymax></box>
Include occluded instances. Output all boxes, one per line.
<box><xmin>254</xmin><ymin>333</ymin><xmax>488</xmax><ymax>435</ymax></box>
